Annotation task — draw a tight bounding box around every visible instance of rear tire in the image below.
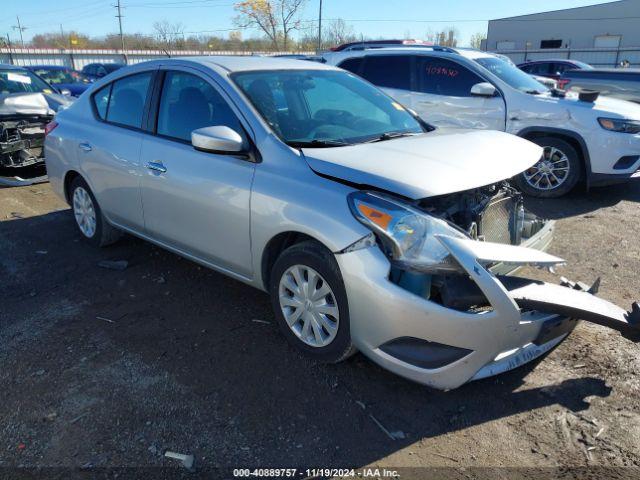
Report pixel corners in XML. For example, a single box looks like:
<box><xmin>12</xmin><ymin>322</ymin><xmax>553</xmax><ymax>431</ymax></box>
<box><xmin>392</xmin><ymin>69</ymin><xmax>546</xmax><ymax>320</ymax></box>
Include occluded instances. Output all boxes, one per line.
<box><xmin>70</xmin><ymin>176</ymin><xmax>121</xmax><ymax>247</ymax></box>
<box><xmin>515</xmin><ymin>137</ymin><xmax>582</xmax><ymax>198</ymax></box>
<box><xmin>270</xmin><ymin>240</ymin><xmax>357</xmax><ymax>363</ymax></box>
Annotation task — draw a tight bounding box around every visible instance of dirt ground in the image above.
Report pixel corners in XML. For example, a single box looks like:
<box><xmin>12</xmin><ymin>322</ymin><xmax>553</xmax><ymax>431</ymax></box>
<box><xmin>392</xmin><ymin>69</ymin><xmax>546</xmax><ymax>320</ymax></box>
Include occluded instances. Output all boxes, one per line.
<box><xmin>1</xmin><ymin>180</ymin><xmax>639</xmax><ymax>479</ymax></box>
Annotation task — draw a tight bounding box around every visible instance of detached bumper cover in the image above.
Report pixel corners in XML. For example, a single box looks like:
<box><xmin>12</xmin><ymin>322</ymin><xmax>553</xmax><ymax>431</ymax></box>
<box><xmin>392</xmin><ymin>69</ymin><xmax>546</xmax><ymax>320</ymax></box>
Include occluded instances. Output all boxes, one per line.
<box><xmin>337</xmin><ymin>235</ymin><xmax>638</xmax><ymax>390</ymax></box>
<box><xmin>0</xmin><ymin>172</ymin><xmax>48</xmax><ymax>186</ymax></box>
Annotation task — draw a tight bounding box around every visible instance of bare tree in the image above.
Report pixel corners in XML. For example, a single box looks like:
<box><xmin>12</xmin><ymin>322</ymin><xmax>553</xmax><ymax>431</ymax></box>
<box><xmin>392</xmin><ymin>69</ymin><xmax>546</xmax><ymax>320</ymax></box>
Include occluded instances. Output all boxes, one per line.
<box><xmin>234</xmin><ymin>0</ymin><xmax>307</xmax><ymax>50</ymax></box>
<box><xmin>425</xmin><ymin>26</ymin><xmax>458</xmax><ymax>47</ymax></box>
<box><xmin>153</xmin><ymin>20</ymin><xmax>185</xmax><ymax>49</ymax></box>
<box><xmin>324</xmin><ymin>19</ymin><xmax>356</xmax><ymax>48</ymax></box>
<box><xmin>469</xmin><ymin>32</ymin><xmax>486</xmax><ymax>50</ymax></box>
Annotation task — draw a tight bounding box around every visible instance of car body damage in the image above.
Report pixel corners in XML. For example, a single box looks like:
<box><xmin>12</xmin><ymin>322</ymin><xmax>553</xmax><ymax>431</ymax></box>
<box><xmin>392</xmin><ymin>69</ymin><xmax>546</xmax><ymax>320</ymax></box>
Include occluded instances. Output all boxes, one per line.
<box><xmin>0</xmin><ymin>92</ymin><xmax>71</xmax><ymax>186</ymax></box>
<box><xmin>302</xmin><ymin>128</ymin><xmax>542</xmax><ymax>199</ymax></box>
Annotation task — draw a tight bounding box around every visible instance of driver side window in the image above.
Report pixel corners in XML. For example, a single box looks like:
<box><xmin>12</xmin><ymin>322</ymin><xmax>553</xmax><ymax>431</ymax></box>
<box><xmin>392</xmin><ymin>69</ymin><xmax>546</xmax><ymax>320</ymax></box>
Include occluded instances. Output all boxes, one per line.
<box><xmin>417</xmin><ymin>57</ymin><xmax>484</xmax><ymax>97</ymax></box>
<box><xmin>156</xmin><ymin>71</ymin><xmax>243</xmax><ymax>142</ymax></box>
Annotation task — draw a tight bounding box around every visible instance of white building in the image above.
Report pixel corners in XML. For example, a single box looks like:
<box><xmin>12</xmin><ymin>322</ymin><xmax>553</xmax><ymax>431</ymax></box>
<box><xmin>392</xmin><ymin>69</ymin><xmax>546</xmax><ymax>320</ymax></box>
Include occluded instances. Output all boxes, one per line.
<box><xmin>486</xmin><ymin>0</ymin><xmax>640</xmax><ymax>51</ymax></box>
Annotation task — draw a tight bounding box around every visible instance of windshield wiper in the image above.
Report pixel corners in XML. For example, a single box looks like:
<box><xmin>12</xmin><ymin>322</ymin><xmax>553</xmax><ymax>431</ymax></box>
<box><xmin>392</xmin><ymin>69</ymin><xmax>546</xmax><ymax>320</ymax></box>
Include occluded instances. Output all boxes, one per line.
<box><xmin>287</xmin><ymin>139</ymin><xmax>350</xmax><ymax>148</ymax></box>
<box><xmin>364</xmin><ymin>131</ymin><xmax>420</xmax><ymax>143</ymax></box>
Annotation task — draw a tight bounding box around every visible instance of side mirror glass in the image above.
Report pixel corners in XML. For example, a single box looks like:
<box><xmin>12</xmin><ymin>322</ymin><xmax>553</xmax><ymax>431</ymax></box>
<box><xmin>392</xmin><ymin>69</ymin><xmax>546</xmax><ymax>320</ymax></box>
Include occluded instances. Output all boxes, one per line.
<box><xmin>60</xmin><ymin>88</ymin><xmax>72</xmax><ymax>96</ymax></box>
<box><xmin>470</xmin><ymin>82</ymin><xmax>497</xmax><ymax>97</ymax></box>
<box><xmin>191</xmin><ymin>126</ymin><xmax>245</xmax><ymax>154</ymax></box>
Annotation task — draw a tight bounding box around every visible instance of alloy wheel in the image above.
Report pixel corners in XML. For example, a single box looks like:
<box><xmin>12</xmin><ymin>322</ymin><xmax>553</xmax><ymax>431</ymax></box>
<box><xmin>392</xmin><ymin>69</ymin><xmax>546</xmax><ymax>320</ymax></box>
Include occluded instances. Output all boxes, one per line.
<box><xmin>278</xmin><ymin>265</ymin><xmax>340</xmax><ymax>348</ymax></box>
<box><xmin>73</xmin><ymin>186</ymin><xmax>97</xmax><ymax>238</ymax></box>
<box><xmin>523</xmin><ymin>146</ymin><xmax>570</xmax><ymax>191</ymax></box>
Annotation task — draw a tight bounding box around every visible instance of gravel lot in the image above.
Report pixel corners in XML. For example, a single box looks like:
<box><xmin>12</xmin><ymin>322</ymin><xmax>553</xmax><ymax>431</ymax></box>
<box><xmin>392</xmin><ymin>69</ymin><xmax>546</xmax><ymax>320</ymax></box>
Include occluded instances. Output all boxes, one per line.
<box><xmin>1</xmin><ymin>180</ymin><xmax>639</xmax><ymax>478</ymax></box>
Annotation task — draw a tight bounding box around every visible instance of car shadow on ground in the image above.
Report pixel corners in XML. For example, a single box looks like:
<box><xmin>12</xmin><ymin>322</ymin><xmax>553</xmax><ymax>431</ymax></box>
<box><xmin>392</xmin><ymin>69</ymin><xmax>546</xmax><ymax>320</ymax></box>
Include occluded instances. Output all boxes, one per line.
<box><xmin>0</xmin><ymin>211</ymin><xmax>612</xmax><ymax>469</ymax></box>
<box><xmin>524</xmin><ymin>178</ymin><xmax>640</xmax><ymax>220</ymax></box>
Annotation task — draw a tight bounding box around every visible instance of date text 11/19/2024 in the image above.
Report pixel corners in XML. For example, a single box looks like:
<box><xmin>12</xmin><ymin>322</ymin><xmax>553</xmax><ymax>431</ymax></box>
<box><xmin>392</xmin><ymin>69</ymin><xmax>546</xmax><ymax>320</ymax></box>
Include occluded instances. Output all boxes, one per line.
<box><xmin>233</xmin><ymin>468</ymin><xmax>400</xmax><ymax>478</ymax></box>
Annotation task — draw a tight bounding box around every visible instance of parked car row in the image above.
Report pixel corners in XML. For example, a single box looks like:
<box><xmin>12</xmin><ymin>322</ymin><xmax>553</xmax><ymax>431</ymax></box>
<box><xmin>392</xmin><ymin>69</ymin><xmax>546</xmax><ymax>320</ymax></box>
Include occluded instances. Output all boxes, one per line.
<box><xmin>43</xmin><ymin>54</ymin><xmax>639</xmax><ymax>390</ymax></box>
<box><xmin>516</xmin><ymin>58</ymin><xmax>640</xmax><ymax>104</ymax></box>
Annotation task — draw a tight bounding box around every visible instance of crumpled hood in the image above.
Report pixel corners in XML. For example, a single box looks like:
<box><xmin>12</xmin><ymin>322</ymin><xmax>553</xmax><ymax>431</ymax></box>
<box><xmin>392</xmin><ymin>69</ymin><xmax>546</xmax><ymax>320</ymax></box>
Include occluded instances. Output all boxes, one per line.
<box><xmin>0</xmin><ymin>92</ymin><xmax>73</xmax><ymax>117</ymax></box>
<box><xmin>302</xmin><ymin>129</ymin><xmax>542</xmax><ymax>199</ymax></box>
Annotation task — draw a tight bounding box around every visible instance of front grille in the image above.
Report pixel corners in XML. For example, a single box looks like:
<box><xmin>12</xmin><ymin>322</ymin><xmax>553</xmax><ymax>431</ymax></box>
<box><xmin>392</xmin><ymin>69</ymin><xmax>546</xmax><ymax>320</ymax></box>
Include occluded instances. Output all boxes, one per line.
<box><xmin>478</xmin><ymin>195</ymin><xmax>518</xmax><ymax>245</ymax></box>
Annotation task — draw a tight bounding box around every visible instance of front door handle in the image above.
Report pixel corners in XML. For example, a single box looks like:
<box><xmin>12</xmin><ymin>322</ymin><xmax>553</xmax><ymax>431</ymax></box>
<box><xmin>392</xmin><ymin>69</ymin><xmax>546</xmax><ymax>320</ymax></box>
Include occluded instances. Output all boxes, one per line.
<box><xmin>146</xmin><ymin>161</ymin><xmax>167</xmax><ymax>173</ymax></box>
<box><xmin>78</xmin><ymin>142</ymin><xmax>92</xmax><ymax>152</ymax></box>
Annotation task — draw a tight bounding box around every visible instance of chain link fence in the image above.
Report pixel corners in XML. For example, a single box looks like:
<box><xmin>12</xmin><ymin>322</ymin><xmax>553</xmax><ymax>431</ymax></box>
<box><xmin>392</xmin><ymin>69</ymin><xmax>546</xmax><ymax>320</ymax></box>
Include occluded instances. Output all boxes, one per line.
<box><xmin>0</xmin><ymin>48</ymin><xmax>314</xmax><ymax>71</ymax></box>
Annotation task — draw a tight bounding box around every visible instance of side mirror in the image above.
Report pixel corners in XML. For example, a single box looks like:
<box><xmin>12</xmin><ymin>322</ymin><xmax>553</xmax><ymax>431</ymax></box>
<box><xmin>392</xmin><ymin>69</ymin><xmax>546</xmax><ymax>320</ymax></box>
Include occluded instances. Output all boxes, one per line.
<box><xmin>470</xmin><ymin>82</ymin><xmax>497</xmax><ymax>97</ymax></box>
<box><xmin>60</xmin><ymin>88</ymin><xmax>72</xmax><ymax>96</ymax></box>
<box><xmin>191</xmin><ymin>126</ymin><xmax>245</xmax><ymax>154</ymax></box>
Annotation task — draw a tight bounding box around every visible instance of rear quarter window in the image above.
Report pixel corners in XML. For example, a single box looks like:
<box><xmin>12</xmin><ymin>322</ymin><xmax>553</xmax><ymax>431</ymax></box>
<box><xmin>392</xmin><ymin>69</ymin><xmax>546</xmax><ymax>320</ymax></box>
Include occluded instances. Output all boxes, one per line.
<box><xmin>92</xmin><ymin>84</ymin><xmax>111</xmax><ymax>119</ymax></box>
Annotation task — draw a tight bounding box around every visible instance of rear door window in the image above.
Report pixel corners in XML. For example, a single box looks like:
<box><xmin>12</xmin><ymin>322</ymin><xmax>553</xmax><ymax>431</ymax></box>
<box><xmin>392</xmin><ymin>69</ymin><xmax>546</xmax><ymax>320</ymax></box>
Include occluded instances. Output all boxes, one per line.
<box><xmin>156</xmin><ymin>70</ymin><xmax>243</xmax><ymax>142</ymax></box>
<box><xmin>529</xmin><ymin>63</ymin><xmax>552</xmax><ymax>76</ymax></box>
<box><xmin>105</xmin><ymin>72</ymin><xmax>152</xmax><ymax>128</ymax></box>
<box><xmin>550</xmin><ymin>63</ymin><xmax>570</xmax><ymax>76</ymax></box>
<box><xmin>361</xmin><ymin>55</ymin><xmax>412</xmax><ymax>90</ymax></box>
<box><xmin>416</xmin><ymin>57</ymin><xmax>484</xmax><ymax>97</ymax></box>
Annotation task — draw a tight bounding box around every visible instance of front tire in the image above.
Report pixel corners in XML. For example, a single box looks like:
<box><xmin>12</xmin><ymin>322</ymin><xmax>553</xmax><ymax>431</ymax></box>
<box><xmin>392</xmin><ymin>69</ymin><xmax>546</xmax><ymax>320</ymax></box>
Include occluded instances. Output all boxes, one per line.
<box><xmin>70</xmin><ymin>176</ymin><xmax>121</xmax><ymax>247</ymax></box>
<box><xmin>270</xmin><ymin>240</ymin><xmax>356</xmax><ymax>363</ymax></box>
<box><xmin>515</xmin><ymin>137</ymin><xmax>582</xmax><ymax>198</ymax></box>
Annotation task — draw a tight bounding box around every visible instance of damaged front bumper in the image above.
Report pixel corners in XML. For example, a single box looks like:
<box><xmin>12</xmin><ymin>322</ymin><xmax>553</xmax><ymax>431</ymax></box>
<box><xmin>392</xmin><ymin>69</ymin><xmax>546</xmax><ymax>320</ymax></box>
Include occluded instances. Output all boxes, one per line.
<box><xmin>336</xmin><ymin>236</ymin><xmax>639</xmax><ymax>390</ymax></box>
<box><xmin>0</xmin><ymin>92</ymin><xmax>72</xmax><ymax>187</ymax></box>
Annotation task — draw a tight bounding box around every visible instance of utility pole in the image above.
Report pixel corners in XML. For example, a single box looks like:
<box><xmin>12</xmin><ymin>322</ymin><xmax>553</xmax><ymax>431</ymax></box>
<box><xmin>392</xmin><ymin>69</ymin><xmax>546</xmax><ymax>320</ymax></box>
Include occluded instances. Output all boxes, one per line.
<box><xmin>115</xmin><ymin>0</ymin><xmax>127</xmax><ymax>63</ymax></box>
<box><xmin>12</xmin><ymin>16</ymin><xmax>26</xmax><ymax>48</ymax></box>
<box><xmin>317</xmin><ymin>0</ymin><xmax>323</xmax><ymax>52</ymax></box>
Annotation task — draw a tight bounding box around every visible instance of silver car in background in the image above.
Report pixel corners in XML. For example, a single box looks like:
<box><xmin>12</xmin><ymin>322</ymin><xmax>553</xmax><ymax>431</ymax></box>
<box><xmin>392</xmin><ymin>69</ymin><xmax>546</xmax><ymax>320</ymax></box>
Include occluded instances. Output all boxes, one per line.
<box><xmin>44</xmin><ymin>57</ymin><xmax>639</xmax><ymax>390</ymax></box>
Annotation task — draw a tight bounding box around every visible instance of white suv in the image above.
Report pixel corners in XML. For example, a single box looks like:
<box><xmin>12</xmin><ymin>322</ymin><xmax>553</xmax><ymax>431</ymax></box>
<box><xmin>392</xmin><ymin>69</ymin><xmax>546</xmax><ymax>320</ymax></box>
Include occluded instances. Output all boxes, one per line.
<box><xmin>324</xmin><ymin>47</ymin><xmax>640</xmax><ymax>197</ymax></box>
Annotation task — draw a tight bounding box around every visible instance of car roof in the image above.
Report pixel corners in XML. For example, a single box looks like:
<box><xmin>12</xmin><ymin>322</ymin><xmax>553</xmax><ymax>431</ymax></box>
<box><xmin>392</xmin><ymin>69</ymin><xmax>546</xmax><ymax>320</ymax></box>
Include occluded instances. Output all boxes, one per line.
<box><xmin>0</xmin><ymin>64</ymin><xmax>30</xmax><ymax>71</ymax></box>
<box><xmin>326</xmin><ymin>46</ymin><xmax>498</xmax><ymax>61</ymax></box>
<box><xmin>27</xmin><ymin>65</ymin><xmax>71</xmax><ymax>70</ymax></box>
<box><xmin>519</xmin><ymin>59</ymin><xmax>581</xmax><ymax>64</ymax></box>
<box><xmin>165</xmin><ymin>55</ymin><xmax>336</xmax><ymax>73</ymax></box>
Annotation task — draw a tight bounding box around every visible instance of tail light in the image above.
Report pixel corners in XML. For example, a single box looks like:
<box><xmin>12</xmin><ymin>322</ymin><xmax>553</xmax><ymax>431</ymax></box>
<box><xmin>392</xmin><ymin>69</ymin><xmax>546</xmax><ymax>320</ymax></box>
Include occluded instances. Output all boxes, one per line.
<box><xmin>557</xmin><ymin>79</ymin><xmax>570</xmax><ymax>90</ymax></box>
<box><xmin>44</xmin><ymin>121</ymin><xmax>59</xmax><ymax>136</ymax></box>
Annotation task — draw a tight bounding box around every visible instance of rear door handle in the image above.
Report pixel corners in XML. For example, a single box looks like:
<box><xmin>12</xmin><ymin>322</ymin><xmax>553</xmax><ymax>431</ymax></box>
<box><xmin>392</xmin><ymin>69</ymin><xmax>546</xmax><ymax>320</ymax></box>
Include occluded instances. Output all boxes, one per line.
<box><xmin>146</xmin><ymin>161</ymin><xmax>167</xmax><ymax>173</ymax></box>
<box><xmin>78</xmin><ymin>142</ymin><xmax>92</xmax><ymax>152</ymax></box>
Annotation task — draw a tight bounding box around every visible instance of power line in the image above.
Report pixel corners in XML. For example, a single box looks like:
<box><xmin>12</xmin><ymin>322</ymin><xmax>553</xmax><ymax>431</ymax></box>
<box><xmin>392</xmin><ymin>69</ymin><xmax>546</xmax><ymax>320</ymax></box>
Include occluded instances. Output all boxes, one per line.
<box><xmin>128</xmin><ymin>0</ymin><xmax>230</xmax><ymax>6</ymax></box>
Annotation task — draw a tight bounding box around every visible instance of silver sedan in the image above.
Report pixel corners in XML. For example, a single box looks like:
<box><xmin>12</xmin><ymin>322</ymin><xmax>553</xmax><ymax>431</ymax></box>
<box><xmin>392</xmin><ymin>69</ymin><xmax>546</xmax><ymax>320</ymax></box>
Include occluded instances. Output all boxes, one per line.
<box><xmin>44</xmin><ymin>57</ymin><xmax>639</xmax><ymax>390</ymax></box>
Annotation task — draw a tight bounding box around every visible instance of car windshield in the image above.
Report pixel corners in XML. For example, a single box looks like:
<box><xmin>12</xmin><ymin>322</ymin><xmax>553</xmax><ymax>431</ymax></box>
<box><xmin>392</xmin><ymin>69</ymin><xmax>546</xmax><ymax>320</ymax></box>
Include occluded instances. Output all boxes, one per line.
<box><xmin>32</xmin><ymin>68</ymin><xmax>90</xmax><ymax>85</ymax></box>
<box><xmin>232</xmin><ymin>69</ymin><xmax>425</xmax><ymax>147</ymax></box>
<box><xmin>0</xmin><ymin>69</ymin><xmax>54</xmax><ymax>94</ymax></box>
<box><xmin>475</xmin><ymin>57</ymin><xmax>550</xmax><ymax>94</ymax></box>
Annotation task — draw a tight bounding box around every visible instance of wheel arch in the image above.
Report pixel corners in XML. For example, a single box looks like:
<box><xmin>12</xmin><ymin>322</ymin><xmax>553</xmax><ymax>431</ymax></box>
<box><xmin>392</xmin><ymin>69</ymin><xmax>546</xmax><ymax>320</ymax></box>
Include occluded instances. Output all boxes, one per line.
<box><xmin>63</xmin><ymin>170</ymin><xmax>82</xmax><ymax>204</ymax></box>
<box><xmin>516</xmin><ymin>127</ymin><xmax>592</xmax><ymax>182</ymax></box>
<box><xmin>261</xmin><ymin>231</ymin><xmax>331</xmax><ymax>292</ymax></box>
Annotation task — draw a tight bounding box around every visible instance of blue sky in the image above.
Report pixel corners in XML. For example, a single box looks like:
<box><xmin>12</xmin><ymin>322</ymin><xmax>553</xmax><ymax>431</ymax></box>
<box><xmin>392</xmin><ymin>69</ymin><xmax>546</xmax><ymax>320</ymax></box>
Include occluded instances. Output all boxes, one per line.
<box><xmin>0</xmin><ymin>0</ymin><xmax>618</xmax><ymax>46</ymax></box>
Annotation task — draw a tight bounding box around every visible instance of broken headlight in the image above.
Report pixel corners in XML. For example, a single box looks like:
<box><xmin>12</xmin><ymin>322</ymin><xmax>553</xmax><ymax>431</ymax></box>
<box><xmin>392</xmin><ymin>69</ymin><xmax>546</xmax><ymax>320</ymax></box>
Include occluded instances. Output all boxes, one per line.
<box><xmin>348</xmin><ymin>191</ymin><xmax>466</xmax><ymax>273</ymax></box>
